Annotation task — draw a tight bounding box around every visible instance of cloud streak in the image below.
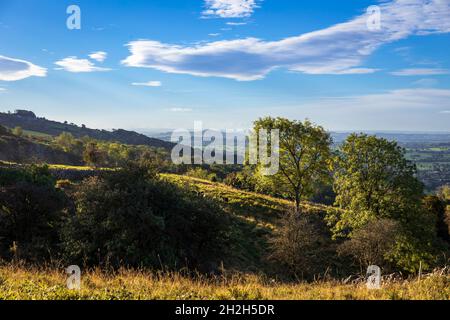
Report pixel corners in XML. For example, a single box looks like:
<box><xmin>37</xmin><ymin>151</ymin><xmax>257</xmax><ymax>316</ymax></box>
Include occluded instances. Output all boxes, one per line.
<box><xmin>390</xmin><ymin>68</ymin><xmax>450</xmax><ymax>76</ymax></box>
<box><xmin>132</xmin><ymin>81</ymin><xmax>162</xmax><ymax>87</ymax></box>
<box><xmin>123</xmin><ymin>0</ymin><xmax>450</xmax><ymax>81</ymax></box>
<box><xmin>0</xmin><ymin>55</ymin><xmax>47</xmax><ymax>81</ymax></box>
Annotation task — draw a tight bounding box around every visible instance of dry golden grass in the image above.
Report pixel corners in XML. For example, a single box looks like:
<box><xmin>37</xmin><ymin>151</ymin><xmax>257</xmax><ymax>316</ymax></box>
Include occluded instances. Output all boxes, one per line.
<box><xmin>0</xmin><ymin>265</ymin><xmax>448</xmax><ymax>300</ymax></box>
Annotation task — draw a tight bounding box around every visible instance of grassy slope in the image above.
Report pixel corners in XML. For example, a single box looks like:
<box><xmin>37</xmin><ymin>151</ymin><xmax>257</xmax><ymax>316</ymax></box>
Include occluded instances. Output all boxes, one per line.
<box><xmin>162</xmin><ymin>174</ymin><xmax>340</xmax><ymax>272</ymax></box>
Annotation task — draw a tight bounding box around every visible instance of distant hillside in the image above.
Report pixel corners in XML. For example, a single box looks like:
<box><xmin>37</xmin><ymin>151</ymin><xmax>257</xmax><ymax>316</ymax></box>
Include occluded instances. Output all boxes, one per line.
<box><xmin>0</xmin><ymin>110</ymin><xmax>174</xmax><ymax>150</ymax></box>
<box><xmin>0</xmin><ymin>127</ymin><xmax>82</xmax><ymax>165</ymax></box>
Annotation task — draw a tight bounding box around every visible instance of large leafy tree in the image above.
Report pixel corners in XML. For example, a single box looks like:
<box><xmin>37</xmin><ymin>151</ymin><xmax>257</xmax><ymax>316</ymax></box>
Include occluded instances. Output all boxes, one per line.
<box><xmin>331</xmin><ymin>134</ymin><xmax>424</xmax><ymax>235</ymax></box>
<box><xmin>253</xmin><ymin>117</ymin><xmax>332</xmax><ymax>211</ymax></box>
<box><xmin>330</xmin><ymin>134</ymin><xmax>441</xmax><ymax>272</ymax></box>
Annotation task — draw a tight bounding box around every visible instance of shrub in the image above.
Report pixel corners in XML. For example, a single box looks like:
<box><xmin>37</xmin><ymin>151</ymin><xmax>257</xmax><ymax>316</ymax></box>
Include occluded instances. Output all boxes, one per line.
<box><xmin>337</xmin><ymin>219</ymin><xmax>400</xmax><ymax>271</ymax></box>
<box><xmin>61</xmin><ymin>163</ymin><xmax>230</xmax><ymax>271</ymax></box>
<box><xmin>185</xmin><ymin>167</ymin><xmax>217</xmax><ymax>182</ymax></box>
<box><xmin>268</xmin><ymin>210</ymin><xmax>334</xmax><ymax>279</ymax></box>
<box><xmin>0</xmin><ymin>165</ymin><xmax>67</xmax><ymax>262</ymax></box>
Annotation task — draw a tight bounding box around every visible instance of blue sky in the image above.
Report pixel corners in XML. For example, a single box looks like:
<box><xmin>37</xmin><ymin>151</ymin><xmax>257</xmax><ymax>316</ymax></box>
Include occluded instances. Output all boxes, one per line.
<box><xmin>1</xmin><ymin>0</ymin><xmax>450</xmax><ymax>132</ymax></box>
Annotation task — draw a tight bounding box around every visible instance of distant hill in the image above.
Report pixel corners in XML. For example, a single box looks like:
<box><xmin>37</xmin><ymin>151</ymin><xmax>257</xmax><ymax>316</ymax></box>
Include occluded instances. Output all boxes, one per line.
<box><xmin>0</xmin><ymin>110</ymin><xmax>174</xmax><ymax>150</ymax></box>
<box><xmin>0</xmin><ymin>126</ymin><xmax>83</xmax><ymax>165</ymax></box>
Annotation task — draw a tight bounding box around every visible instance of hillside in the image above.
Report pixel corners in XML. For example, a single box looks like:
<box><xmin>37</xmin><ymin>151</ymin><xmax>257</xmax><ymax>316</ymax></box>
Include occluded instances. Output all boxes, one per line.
<box><xmin>163</xmin><ymin>174</ymin><xmax>339</xmax><ymax>272</ymax></box>
<box><xmin>0</xmin><ymin>127</ymin><xmax>82</xmax><ymax>165</ymax></box>
<box><xmin>0</xmin><ymin>110</ymin><xmax>174</xmax><ymax>149</ymax></box>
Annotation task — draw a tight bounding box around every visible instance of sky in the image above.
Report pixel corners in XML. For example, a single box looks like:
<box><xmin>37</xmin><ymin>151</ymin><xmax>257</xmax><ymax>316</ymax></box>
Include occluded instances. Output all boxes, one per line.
<box><xmin>1</xmin><ymin>0</ymin><xmax>450</xmax><ymax>132</ymax></box>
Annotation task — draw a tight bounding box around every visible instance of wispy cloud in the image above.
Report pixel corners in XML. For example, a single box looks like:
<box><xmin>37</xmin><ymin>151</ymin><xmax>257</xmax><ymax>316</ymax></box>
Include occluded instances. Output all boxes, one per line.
<box><xmin>413</xmin><ymin>78</ymin><xmax>439</xmax><ymax>87</ymax></box>
<box><xmin>226</xmin><ymin>22</ymin><xmax>247</xmax><ymax>26</ymax></box>
<box><xmin>0</xmin><ymin>87</ymin><xmax>6</xmax><ymax>92</ymax></box>
<box><xmin>89</xmin><ymin>51</ymin><xmax>108</xmax><ymax>62</ymax></box>
<box><xmin>203</xmin><ymin>0</ymin><xmax>259</xmax><ymax>18</ymax></box>
<box><xmin>169</xmin><ymin>107</ymin><xmax>193</xmax><ymax>112</ymax></box>
<box><xmin>55</xmin><ymin>57</ymin><xmax>110</xmax><ymax>73</ymax></box>
<box><xmin>131</xmin><ymin>81</ymin><xmax>162</xmax><ymax>87</ymax></box>
<box><xmin>391</xmin><ymin>68</ymin><xmax>450</xmax><ymax>76</ymax></box>
<box><xmin>439</xmin><ymin>110</ymin><xmax>450</xmax><ymax>114</ymax></box>
<box><xmin>123</xmin><ymin>0</ymin><xmax>450</xmax><ymax>81</ymax></box>
<box><xmin>0</xmin><ymin>55</ymin><xmax>47</xmax><ymax>81</ymax></box>
<box><xmin>303</xmin><ymin>88</ymin><xmax>450</xmax><ymax>110</ymax></box>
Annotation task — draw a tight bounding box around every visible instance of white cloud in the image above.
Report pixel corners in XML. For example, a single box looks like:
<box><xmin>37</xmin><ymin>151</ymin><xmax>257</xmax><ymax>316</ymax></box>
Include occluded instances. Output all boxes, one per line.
<box><xmin>170</xmin><ymin>108</ymin><xmax>193</xmax><ymax>112</ymax></box>
<box><xmin>391</xmin><ymin>68</ymin><xmax>450</xmax><ymax>76</ymax></box>
<box><xmin>203</xmin><ymin>0</ymin><xmax>259</xmax><ymax>18</ymax></box>
<box><xmin>0</xmin><ymin>87</ymin><xmax>6</xmax><ymax>92</ymax></box>
<box><xmin>123</xmin><ymin>0</ymin><xmax>450</xmax><ymax>81</ymax></box>
<box><xmin>226</xmin><ymin>22</ymin><xmax>247</xmax><ymax>26</ymax></box>
<box><xmin>55</xmin><ymin>57</ymin><xmax>110</xmax><ymax>73</ymax></box>
<box><xmin>89</xmin><ymin>51</ymin><xmax>108</xmax><ymax>62</ymax></box>
<box><xmin>439</xmin><ymin>110</ymin><xmax>450</xmax><ymax>114</ymax></box>
<box><xmin>209</xmin><ymin>33</ymin><xmax>221</xmax><ymax>37</ymax></box>
<box><xmin>0</xmin><ymin>55</ymin><xmax>47</xmax><ymax>81</ymax></box>
<box><xmin>132</xmin><ymin>81</ymin><xmax>162</xmax><ymax>87</ymax></box>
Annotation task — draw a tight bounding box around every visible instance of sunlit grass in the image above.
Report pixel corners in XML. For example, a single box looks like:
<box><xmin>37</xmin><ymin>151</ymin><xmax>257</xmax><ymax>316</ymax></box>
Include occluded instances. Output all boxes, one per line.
<box><xmin>0</xmin><ymin>265</ymin><xmax>448</xmax><ymax>300</ymax></box>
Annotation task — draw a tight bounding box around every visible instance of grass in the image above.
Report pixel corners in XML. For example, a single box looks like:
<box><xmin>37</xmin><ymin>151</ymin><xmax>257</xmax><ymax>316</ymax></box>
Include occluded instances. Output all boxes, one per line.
<box><xmin>160</xmin><ymin>174</ymin><xmax>342</xmax><ymax>272</ymax></box>
<box><xmin>0</xmin><ymin>265</ymin><xmax>448</xmax><ymax>300</ymax></box>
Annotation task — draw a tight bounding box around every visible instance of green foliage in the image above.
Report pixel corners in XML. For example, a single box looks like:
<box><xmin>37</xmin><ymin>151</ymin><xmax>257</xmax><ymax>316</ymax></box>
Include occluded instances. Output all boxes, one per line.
<box><xmin>0</xmin><ymin>125</ymin><xmax>9</xmax><ymax>135</ymax></box>
<box><xmin>330</xmin><ymin>134</ymin><xmax>442</xmax><ymax>273</ymax></box>
<box><xmin>331</xmin><ymin>134</ymin><xmax>424</xmax><ymax>235</ymax></box>
<box><xmin>185</xmin><ymin>167</ymin><xmax>217</xmax><ymax>182</ymax></box>
<box><xmin>12</xmin><ymin>126</ymin><xmax>23</xmax><ymax>137</ymax></box>
<box><xmin>438</xmin><ymin>185</ymin><xmax>450</xmax><ymax>201</ymax></box>
<box><xmin>0</xmin><ymin>165</ymin><xmax>67</xmax><ymax>262</ymax></box>
<box><xmin>82</xmin><ymin>142</ymin><xmax>106</xmax><ymax>167</ymax></box>
<box><xmin>61</xmin><ymin>163</ymin><xmax>230</xmax><ymax>271</ymax></box>
<box><xmin>224</xmin><ymin>168</ymin><xmax>258</xmax><ymax>192</ymax></box>
<box><xmin>253</xmin><ymin>117</ymin><xmax>333</xmax><ymax>210</ymax></box>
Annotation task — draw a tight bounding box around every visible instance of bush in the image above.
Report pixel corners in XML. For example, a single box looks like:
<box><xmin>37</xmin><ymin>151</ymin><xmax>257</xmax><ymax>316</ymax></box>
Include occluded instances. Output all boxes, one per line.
<box><xmin>268</xmin><ymin>210</ymin><xmax>334</xmax><ymax>279</ymax></box>
<box><xmin>185</xmin><ymin>167</ymin><xmax>217</xmax><ymax>182</ymax></box>
<box><xmin>224</xmin><ymin>171</ymin><xmax>257</xmax><ymax>191</ymax></box>
<box><xmin>337</xmin><ymin>219</ymin><xmax>400</xmax><ymax>272</ymax></box>
<box><xmin>0</xmin><ymin>165</ymin><xmax>67</xmax><ymax>262</ymax></box>
<box><xmin>61</xmin><ymin>163</ymin><xmax>230</xmax><ymax>271</ymax></box>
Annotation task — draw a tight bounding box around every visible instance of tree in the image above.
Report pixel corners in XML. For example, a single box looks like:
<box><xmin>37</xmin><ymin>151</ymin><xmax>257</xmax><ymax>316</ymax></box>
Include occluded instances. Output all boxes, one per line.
<box><xmin>330</xmin><ymin>134</ymin><xmax>441</xmax><ymax>273</ymax></box>
<box><xmin>12</xmin><ymin>126</ymin><xmax>23</xmax><ymax>137</ymax></box>
<box><xmin>437</xmin><ymin>185</ymin><xmax>450</xmax><ymax>202</ymax></box>
<box><xmin>253</xmin><ymin>117</ymin><xmax>332</xmax><ymax>211</ymax></box>
<box><xmin>55</xmin><ymin>132</ymin><xmax>75</xmax><ymax>152</ymax></box>
<box><xmin>331</xmin><ymin>134</ymin><xmax>424</xmax><ymax>236</ymax></box>
<box><xmin>83</xmin><ymin>142</ymin><xmax>105</xmax><ymax>167</ymax></box>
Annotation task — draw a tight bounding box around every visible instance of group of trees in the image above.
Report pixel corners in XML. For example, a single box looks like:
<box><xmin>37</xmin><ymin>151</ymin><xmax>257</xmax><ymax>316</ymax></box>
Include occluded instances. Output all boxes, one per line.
<box><xmin>252</xmin><ymin>117</ymin><xmax>449</xmax><ymax>275</ymax></box>
<box><xmin>53</xmin><ymin>132</ymin><xmax>172</xmax><ymax>169</ymax></box>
